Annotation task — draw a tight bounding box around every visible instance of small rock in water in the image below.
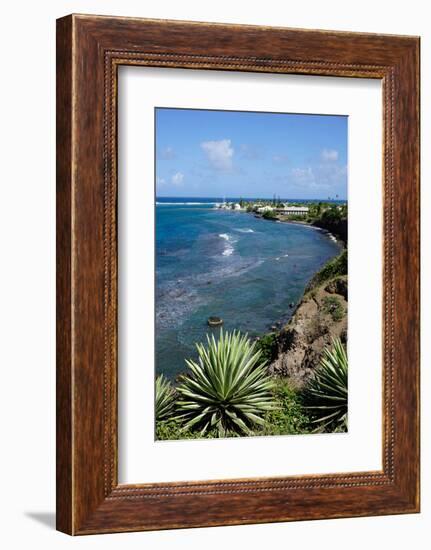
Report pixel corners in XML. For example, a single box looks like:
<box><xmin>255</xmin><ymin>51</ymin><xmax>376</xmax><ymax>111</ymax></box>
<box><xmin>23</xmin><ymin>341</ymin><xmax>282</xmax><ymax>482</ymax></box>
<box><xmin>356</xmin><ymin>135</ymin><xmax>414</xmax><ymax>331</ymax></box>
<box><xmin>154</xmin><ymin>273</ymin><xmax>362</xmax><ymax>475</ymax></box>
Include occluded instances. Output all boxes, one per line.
<box><xmin>289</xmin><ymin>302</ymin><xmax>295</xmax><ymax>308</ymax></box>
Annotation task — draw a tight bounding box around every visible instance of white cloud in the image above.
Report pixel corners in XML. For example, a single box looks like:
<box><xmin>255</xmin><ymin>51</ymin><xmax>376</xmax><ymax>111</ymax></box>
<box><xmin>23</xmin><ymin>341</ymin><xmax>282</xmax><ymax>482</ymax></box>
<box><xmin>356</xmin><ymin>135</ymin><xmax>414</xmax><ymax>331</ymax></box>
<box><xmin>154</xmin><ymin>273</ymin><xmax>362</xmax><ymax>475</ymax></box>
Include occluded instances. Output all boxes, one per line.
<box><xmin>201</xmin><ymin>139</ymin><xmax>234</xmax><ymax>171</ymax></box>
<box><xmin>321</xmin><ymin>148</ymin><xmax>339</xmax><ymax>162</ymax></box>
<box><xmin>289</xmin><ymin>162</ymin><xmax>347</xmax><ymax>191</ymax></box>
<box><xmin>171</xmin><ymin>172</ymin><xmax>184</xmax><ymax>186</ymax></box>
<box><xmin>158</xmin><ymin>146</ymin><xmax>176</xmax><ymax>160</ymax></box>
<box><xmin>291</xmin><ymin>167</ymin><xmax>315</xmax><ymax>185</ymax></box>
<box><xmin>317</xmin><ymin>163</ymin><xmax>347</xmax><ymax>184</ymax></box>
<box><xmin>156</xmin><ymin>176</ymin><xmax>166</xmax><ymax>187</ymax></box>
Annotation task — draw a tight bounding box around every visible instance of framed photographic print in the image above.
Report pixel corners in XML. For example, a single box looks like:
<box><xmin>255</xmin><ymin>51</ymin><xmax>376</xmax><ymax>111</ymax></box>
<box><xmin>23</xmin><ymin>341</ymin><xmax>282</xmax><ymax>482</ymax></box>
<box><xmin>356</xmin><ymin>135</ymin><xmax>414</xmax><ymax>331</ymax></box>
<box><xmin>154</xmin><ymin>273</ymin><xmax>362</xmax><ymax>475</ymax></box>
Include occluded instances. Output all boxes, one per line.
<box><xmin>56</xmin><ymin>14</ymin><xmax>420</xmax><ymax>535</ymax></box>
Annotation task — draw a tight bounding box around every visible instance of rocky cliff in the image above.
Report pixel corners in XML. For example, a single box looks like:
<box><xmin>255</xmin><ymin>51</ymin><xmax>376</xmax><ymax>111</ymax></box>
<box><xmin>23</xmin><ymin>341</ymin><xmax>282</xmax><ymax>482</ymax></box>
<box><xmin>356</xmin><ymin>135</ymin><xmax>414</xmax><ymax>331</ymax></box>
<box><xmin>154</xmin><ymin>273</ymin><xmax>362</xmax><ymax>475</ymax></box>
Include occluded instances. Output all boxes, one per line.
<box><xmin>267</xmin><ymin>252</ymin><xmax>347</xmax><ymax>387</ymax></box>
<box><xmin>312</xmin><ymin>218</ymin><xmax>347</xmax><ymax>244</ymax></box>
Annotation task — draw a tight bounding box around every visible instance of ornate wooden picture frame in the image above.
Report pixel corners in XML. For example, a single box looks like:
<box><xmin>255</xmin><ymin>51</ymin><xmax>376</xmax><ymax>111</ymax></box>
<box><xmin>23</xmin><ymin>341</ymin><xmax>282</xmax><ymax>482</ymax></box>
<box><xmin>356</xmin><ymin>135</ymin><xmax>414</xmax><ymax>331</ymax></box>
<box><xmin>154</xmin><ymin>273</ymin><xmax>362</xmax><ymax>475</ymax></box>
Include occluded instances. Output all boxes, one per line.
<box><xmin>56</xmin><ymin>14</ymin><xmax>420</xmax><ymax>535</ymax></box>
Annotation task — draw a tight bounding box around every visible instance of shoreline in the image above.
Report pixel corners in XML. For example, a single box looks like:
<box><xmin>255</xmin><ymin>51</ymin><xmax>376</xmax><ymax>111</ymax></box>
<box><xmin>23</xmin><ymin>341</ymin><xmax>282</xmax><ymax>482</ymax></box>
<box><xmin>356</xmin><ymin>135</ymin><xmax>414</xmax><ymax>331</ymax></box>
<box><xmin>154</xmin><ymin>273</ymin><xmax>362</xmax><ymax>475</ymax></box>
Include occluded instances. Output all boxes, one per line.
<box><xmin>257</xmin><ymin>244</ymin><xmax>345</xmax><ymax>337</ymax></box>
<box><xmin>217</xmin><ymin>209</ymin><xmax>345</xmax><ymax>335</ymax></box>
<box><xmin>233</xmin><ymin>210</ymin><xmax>348</xmax><ymax>374</ymax></box>
<box><xmin>247</xmin><ymin>210</ymin><xmax>346</xmax><ymax>247</ymax></box>
<box><xmin>213</xmin><ymin>198</ymin><xmax>347</xmax><ymax>246</ymax></box>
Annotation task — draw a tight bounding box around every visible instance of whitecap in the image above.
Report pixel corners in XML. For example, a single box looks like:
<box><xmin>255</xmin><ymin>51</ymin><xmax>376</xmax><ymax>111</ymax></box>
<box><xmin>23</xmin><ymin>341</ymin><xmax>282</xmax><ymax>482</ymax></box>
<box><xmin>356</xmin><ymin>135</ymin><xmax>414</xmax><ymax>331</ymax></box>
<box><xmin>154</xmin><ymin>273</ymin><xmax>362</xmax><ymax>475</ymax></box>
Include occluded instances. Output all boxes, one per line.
<box><xmin>235</xmin><ymin>228</ymin><xmax>255</xmax><ymax>233</ymax></box>
<box><xmin>218</xmin><ymin>233</ymin><xmax>236</xmax><ymax>256</ymax></box>
<box><xmin>222</xmin><ymin>246</ymin><xmax>234</xmax><ymax>257</ymax></box>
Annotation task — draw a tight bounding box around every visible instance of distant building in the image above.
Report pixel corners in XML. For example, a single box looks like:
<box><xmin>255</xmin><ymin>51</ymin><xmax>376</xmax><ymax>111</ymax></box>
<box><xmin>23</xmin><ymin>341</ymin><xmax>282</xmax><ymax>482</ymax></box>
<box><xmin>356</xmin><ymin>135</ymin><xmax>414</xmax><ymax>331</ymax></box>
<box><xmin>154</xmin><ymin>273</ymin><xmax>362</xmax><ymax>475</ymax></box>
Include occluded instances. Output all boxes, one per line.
<box><xmin>278</xmin><ymin>206</ymin><xmax>309</xmax><ymax>216</ymax></box>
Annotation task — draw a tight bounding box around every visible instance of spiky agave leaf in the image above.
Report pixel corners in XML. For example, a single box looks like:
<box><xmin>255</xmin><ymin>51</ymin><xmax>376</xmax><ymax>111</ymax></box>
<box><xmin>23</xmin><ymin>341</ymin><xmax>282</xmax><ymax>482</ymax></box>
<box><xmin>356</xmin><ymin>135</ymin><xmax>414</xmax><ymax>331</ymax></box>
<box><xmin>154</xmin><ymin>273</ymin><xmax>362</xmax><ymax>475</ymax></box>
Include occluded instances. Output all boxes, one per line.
<box><xmin>155</xmin><ymin>374</ymin><xmax>176</xmax><ymax>422</ymax></box>
<box><xmin>303</xmin><ymin>337</ymin><xmax>348</xmax><ymax>432</ymax></box>
<box><xmin>176</xmin><ymin>330</ymin><xmax>275</xmax><ymax>436</ymax></box>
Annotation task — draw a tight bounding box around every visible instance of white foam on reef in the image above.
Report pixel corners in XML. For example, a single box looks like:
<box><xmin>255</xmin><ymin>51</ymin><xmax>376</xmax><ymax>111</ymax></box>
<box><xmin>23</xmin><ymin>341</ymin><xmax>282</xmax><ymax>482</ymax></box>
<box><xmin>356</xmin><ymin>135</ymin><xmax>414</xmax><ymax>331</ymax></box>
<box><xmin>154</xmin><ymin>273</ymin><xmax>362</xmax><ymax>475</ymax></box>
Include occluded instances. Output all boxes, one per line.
<box><xmin>235</xmin><ymin>228</ymin><xmax>254</xmax><ymax>233</ymax></box>
<box><xmin>156</xmin><ymin>284</ymin><xmax>203</xmax><ymax>330</ymax></box>
<box><xmin>219</xmin><ymin>233</ymin><xmax>236</xmax><ymax>256</ymax></box>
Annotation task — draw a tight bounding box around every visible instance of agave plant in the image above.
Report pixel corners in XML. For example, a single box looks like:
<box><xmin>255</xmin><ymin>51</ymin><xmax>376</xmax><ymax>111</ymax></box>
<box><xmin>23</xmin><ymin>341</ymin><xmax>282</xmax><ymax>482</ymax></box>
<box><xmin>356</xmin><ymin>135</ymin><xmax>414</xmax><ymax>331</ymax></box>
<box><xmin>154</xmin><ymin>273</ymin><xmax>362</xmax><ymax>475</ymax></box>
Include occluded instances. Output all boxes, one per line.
<box><xmin>304</xmin><ymin>337</ymin><xmax>348</xmax><ymax>432</ymax></box>
<box><xmin>155</xmin><ymin>374</ymin><xmax>176</xmax><ymax>422</ymax></box>
<box><xmin>176</xmin><ymin>330</ymin><xmax>275</xmax><ymax>436</ymax></box>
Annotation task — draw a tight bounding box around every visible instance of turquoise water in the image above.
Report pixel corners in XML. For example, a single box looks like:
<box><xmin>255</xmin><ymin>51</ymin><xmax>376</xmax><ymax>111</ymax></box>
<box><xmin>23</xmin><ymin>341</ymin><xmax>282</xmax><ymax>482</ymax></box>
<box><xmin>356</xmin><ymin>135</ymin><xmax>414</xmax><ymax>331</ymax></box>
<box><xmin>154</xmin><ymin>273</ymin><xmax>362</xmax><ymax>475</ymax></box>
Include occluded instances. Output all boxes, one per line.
<box><xmin>156</xmin><ymin>198</ymin><xmax>342</xmax><ymax>379</ymax></box>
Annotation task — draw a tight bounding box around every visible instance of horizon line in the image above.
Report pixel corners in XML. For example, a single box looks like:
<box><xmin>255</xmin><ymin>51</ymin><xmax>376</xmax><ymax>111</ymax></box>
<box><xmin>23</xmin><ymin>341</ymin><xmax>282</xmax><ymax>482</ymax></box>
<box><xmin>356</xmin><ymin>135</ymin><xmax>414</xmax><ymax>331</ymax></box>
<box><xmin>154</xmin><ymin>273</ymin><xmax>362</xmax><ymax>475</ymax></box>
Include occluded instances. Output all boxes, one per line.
<box><xmin>156</xmin><ymin>195</ymin><xmax>347</xmax><ymax>201</ymax></box>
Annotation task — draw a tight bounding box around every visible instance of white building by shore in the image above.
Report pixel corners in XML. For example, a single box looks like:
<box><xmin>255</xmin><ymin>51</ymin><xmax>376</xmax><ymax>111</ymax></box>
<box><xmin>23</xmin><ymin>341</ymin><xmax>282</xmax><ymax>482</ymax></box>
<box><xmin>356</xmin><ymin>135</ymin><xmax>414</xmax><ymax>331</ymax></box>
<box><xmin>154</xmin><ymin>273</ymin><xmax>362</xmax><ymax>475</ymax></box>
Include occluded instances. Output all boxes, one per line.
<box><xmin>278</xmin><ymin>205</ymin><xmax>309</xmax><ymax>216</ymax></box>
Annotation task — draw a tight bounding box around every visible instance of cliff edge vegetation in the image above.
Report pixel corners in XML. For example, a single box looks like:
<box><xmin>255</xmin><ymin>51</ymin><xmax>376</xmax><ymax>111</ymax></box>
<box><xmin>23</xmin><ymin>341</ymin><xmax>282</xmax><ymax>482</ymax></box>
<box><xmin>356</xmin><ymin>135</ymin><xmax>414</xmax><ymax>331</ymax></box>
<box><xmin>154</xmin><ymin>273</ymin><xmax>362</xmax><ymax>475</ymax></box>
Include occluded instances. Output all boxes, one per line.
<box><xmin>258</xmin><ymin>250</ymin><xmax>348</xmax><ymax>387</ymax></box>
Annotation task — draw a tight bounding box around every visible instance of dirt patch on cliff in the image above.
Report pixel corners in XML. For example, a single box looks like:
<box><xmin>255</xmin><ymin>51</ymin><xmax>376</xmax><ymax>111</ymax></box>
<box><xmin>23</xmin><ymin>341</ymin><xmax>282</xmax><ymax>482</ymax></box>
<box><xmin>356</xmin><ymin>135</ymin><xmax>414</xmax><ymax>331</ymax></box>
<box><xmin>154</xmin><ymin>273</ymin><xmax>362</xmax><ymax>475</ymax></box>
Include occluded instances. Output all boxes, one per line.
<box><xmin>268</xmin><ymin>275</ymin><xmax>347</xmax><ymax>387</ymax></box>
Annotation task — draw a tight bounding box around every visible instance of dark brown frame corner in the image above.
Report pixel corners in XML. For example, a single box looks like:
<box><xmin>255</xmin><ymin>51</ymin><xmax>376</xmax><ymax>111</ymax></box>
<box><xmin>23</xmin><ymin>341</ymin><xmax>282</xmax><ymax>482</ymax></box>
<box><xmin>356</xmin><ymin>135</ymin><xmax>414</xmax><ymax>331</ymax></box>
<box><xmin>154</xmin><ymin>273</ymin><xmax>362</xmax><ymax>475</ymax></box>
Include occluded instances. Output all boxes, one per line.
<box><xmin>56</xmin><ymin>14</ymin><xmax>420</xmax><ymax>535</ymax></box>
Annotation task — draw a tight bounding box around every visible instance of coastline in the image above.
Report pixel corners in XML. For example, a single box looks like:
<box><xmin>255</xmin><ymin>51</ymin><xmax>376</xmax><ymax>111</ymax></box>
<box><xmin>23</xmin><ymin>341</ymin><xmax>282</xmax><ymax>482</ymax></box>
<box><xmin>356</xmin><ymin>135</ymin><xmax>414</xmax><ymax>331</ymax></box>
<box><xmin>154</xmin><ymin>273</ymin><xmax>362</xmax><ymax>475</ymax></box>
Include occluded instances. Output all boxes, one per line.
<box><xmin>231</xmin><ymin>206</ymin><xmax>348</xmax><ymax>383</ymax></box>
<box><xmin>213</xmin><ymin>197</ymin><xmax>348</xmax><ymax>246</ymax></box>
<box><xmin>157</xmin><ymin>199</ymin><xmax>346</xmax><ymax>381</ymax></box>
<box><xmin>256</xmin><ymin>247</ymin><xmax>348</xmax><ymax>386</ymax></box>
<box><xmin>249</xmin><ymin>212</ymin><xmax>347</xmax><ymax>248</ymax></box>
<box><xmin>224</xmin><ymin>206</ymin><xmax>347</xmax><ymax>340</ymax></box>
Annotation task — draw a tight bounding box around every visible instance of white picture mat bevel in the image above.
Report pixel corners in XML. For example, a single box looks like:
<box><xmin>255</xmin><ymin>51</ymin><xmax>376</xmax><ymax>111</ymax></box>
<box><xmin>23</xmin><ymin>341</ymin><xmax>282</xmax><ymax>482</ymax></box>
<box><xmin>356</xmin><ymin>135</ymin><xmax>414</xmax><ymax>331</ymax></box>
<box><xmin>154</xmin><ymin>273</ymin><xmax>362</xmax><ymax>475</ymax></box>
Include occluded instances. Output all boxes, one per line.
<box><xmin>118</xmin><ymin>66</ymin><xmax>382</xmax><ymax>484</ymax></box>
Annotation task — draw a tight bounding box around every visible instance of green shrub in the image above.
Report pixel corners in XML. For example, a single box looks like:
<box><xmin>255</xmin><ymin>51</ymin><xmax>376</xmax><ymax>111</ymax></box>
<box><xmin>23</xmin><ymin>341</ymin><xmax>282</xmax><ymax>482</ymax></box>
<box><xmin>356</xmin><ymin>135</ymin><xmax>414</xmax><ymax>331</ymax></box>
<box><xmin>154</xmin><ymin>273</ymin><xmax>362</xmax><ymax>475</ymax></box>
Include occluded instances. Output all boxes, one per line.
<box><xmin>322</xmin><ymin>296</ymin><xmax>345</xmax><ymax>322</ymax></box>
<box><xmin>255</xmin><ymin>333</ymin><xmax>278</xmax><ymax>364</ymax></box>
<box><xmin>303</xmin><ymin>338</ymin><xmax>348</xmax><ymax>432</ymax></box>
<box><xmin>155</xmin><ymin>418</ymin><xmax>220</xmax><ymax>440</ymax></box>
<box><xmin>176</xmin><ymin>330</ymin><xmax>275</xmax><ymax>437</ymax></box>
<box><xmin>262</xmin><ymin>210</ymin><xmax>278</xmax><ymax>220</ymax></box>
<box><xmin>319</xmin><ymin>205</ymin><xmax>346</xmax><ymax>223</ymax></box>
<box><xmin>306</xmin><ymin>250</ymin><xmax>347</xmax><ymax>291</ymax></box>
<box><xmin>261</xmin><ymin>379</ymin><xmax>311</xmax><ymax>435</ymax></box>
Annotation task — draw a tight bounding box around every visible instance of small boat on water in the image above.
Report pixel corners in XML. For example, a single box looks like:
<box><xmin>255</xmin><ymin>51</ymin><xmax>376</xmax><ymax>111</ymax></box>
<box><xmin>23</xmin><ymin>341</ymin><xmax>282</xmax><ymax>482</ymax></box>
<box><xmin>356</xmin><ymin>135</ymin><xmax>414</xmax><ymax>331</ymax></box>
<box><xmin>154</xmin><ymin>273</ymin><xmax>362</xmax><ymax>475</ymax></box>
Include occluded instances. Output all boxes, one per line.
<box><xmin>207</xmin><ymin>316</ymin><xmax>223</xmax><ymax>327</ymax></box>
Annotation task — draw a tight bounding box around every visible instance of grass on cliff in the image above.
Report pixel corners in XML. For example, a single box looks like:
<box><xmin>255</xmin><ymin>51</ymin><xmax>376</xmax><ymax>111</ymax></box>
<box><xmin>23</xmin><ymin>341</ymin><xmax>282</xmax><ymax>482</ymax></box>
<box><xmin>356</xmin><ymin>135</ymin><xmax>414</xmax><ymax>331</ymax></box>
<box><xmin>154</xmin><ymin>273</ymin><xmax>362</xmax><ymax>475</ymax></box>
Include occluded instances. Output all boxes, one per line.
<box><xmin>306</xmin><ymin>249</ymin><xmax>347</xmax><ymax>292</ymax></box>
<box><xmin>155</xmin><ymin>376</ymin><xmax>311</xmax><ymax>440</ymax></box>
<box><xmin>255</xmin><ymin>333</ymin><xmax>279</xmax><ymax>364</ymax></box>
<box><xmin>322</xmin><ymin>295</ymin><xmax>345</xmax><ymax>322</ymax></box>
<box><xmin>260</xmin><ymin>378</ymin><xmax>311</xmax><ymax>436</ymax></box>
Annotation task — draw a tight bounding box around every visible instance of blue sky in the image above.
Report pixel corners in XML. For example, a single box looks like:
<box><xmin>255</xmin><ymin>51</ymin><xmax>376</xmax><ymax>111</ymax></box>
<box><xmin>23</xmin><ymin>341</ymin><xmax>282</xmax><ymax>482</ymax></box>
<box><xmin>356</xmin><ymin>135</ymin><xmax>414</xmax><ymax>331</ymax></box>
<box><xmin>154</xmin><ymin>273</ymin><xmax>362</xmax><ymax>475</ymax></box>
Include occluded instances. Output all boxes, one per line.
<box><xmin>155</xmin><ymin>108</ymin><xmax>347</xmax><ymax>200</ymax></box>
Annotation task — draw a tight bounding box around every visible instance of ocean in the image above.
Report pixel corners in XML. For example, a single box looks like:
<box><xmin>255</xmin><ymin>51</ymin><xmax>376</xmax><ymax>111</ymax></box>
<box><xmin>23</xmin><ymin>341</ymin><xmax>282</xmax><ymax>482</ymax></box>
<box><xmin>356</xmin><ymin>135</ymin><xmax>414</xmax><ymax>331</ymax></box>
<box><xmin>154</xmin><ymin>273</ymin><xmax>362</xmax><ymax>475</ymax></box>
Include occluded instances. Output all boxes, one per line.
<box><xmin>156</xmin><ymin>197</ymin><xmax>342</xmax><ymax>379</ymax></box>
